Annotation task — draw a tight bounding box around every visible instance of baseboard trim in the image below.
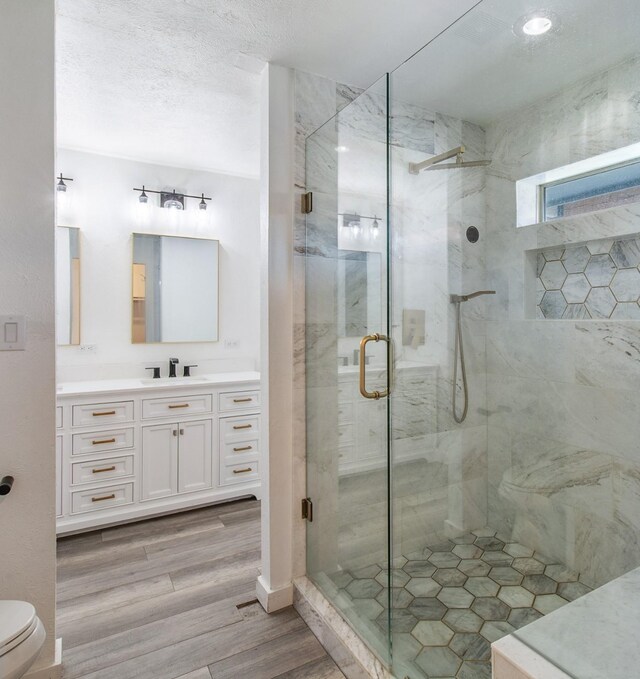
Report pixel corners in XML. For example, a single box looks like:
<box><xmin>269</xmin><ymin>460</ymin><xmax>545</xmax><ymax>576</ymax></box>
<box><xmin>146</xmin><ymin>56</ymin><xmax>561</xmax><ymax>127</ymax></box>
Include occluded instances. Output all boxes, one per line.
<box><xmin>25</xmin><ymin>638</ymin><xmax>62</xmax><ymax>679</ymax></box>
<box><xmin>256</xmin><ymin>574</ymin><xmax>294</xmax><ymax>612</ymax></box>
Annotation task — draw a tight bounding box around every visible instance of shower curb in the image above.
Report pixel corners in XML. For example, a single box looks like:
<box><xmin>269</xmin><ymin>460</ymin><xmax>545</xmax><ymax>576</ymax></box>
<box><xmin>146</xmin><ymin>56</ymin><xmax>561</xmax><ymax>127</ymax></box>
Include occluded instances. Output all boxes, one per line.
<box><xmin>293</xmin><ymin>575</ymin><xmax>393</xmax><ymax>679</ymax></box>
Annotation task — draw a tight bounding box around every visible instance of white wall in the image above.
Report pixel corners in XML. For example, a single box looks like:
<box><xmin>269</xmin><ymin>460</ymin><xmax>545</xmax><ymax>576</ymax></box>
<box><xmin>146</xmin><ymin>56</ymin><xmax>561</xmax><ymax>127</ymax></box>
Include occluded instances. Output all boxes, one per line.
<box><xmin>56</xmin><ymin>149</ymin><xmax>260</xmax><ymax>381</ymax></box>
<box><xmin>0</xmin><ymin>0</ymin><xmax>58</xmax><ymax>671</ymax></box>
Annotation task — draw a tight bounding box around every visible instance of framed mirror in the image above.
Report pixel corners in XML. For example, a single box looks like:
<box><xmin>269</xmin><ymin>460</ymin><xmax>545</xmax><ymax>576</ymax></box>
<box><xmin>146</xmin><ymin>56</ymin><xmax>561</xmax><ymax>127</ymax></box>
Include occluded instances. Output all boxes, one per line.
<box><xmin>132</xmin><ymin>233</ymin><xmax>219</xmax><ymax>343</ymax></box>
<box><xmin>337</xmin><ymin>250</ymin><xmax>382</xmax><ymax>337</ymax></box>
<box><xmin>55</xmin><ymin>226</ymin><xmax>81</xmax><ymax>346</ymax></box>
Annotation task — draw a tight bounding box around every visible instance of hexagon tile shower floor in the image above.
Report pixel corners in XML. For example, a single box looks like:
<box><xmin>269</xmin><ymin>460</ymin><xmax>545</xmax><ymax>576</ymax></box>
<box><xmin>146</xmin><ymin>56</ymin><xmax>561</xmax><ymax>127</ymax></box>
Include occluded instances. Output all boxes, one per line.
<box><xmin>328</xmin><ymin>527</ymin><xmax>592</xmax><ymax>679</ymax></box>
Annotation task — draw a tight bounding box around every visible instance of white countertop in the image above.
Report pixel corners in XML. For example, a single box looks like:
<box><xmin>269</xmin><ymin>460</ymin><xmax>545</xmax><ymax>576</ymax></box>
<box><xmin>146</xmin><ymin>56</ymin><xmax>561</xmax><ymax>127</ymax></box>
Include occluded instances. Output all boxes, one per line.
<box><xmin>57</xmin><ymin>371</ymin><xmax>260</xmax><ymax>398</ymax></box>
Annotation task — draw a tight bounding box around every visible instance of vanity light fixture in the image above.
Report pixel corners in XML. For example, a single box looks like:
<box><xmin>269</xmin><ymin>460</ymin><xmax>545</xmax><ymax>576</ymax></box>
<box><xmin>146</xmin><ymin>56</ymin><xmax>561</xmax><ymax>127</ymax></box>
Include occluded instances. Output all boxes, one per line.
<box><xmin>132</xmin><ymin>186</ymin><xmax>212</xmax><ymax>210</ymax></box>
<box><xmin>339</xmin><ymin>213</ymin><xmax>383</xmax><ymax>238</ymax></box>
<box><xmin>56</xmin><ymin>173</ymin><xmax>73</xmax><ymax>192</ymax></box>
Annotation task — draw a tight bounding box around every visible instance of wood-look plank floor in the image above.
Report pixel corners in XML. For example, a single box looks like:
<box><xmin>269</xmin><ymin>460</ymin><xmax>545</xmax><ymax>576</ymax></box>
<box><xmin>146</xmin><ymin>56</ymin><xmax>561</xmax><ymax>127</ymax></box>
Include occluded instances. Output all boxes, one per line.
<box><xmin>57</xmin><ymin>499</ymin><xmax>345</xmax><ymax>679</ymax></box>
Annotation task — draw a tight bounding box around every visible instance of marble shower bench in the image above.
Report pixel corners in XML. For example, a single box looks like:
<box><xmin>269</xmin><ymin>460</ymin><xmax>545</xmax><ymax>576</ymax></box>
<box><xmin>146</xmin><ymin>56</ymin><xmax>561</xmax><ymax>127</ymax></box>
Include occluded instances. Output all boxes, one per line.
<box><xmin>494</xmin><ymin>566</ymin><xmax>640</xmax><ymax>678</ymax></box>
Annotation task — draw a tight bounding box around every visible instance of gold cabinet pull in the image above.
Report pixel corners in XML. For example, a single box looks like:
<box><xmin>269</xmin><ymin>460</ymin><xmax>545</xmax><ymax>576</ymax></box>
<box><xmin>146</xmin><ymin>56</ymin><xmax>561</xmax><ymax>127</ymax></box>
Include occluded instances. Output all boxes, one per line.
<box><xmin>92</xmin><ymin>466</ymin><xmax>116</xmax><ymax>474</ymax></box>
<box><xmin>233</xmin><ymin>445</ymin><xmax>252</xmax><ymax>452</ymax></box>
<box><xmin>233</xmin><ymin>424</ymin><xmax>252</xmax><ymax>430</ymax></box>
<box><xmin>93</xmin><ymin>410</ymin><xmax>116</xmax><ymax>417</ymax></box>
<box><xmin>92</xmin><ymin>438</ymin><xmax>116</xmax><ymax>445</ymax></box>
<box><xmin>359</xmin><ymin>333</ymin><xmax>390</xmax><ymax>400</ymax></box>
<box><xmin>233</xmin><ymin>467</ymin><xmax>253</xmax><ymax>474</ymax></box>
<box><xmin>233</xmin><ymin>397</ymin><xmax>252</xmax><ymax>403</ymax></box>
<box><xmin>168</xmin><ymin>403</ymin><xmax>190</xmax><ymax>409</ymax></box>
<box><xmin>91</xmin><ymin>493</ymin><xmax>116</xmax><ymax>502</ymax></box>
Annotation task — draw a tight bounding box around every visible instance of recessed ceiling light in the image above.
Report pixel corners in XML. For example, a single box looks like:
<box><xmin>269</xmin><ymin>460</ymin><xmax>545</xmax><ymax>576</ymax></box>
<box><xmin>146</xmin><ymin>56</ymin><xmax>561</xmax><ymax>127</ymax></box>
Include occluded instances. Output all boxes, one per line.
<box><xmin>514</xmin><ymin>10</ymin><xmax>557</xmax><ymax>38</ymax></box>
<box><xmin>335</xmin><ymin>145</ymin><xmax>349</xmax><ymax>153</ymax></box>
<box><xmin>523</xmin><ymin>16</ymin><xmax>552</xmax><ymax>35</ymax></box>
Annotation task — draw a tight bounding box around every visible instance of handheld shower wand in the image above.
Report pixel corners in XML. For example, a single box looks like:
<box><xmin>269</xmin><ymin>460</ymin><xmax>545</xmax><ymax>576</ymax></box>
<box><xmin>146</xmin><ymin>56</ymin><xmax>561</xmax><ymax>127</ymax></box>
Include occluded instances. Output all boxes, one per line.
<box><xmin>451</xmin><ymin>290</ymin><xmax>496</xmax><ymax>424</ymax></box>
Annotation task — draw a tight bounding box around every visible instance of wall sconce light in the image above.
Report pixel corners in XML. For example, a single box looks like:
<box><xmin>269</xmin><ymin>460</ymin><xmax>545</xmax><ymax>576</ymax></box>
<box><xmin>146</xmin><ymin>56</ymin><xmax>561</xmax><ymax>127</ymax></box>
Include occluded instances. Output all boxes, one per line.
<box><xmin>133</xmin><ymin>186</ymin><xmax>212</xmax><ymax>211</ymax></box>
<box><xmin>339</xmin><ymin>213</ymin><xmax>383</xmax><ymax>238</ymax></box>
<box><xmin>56</xmin><ymin>173</ymin><xmax>73</xmax><ymax>192</ymax></box>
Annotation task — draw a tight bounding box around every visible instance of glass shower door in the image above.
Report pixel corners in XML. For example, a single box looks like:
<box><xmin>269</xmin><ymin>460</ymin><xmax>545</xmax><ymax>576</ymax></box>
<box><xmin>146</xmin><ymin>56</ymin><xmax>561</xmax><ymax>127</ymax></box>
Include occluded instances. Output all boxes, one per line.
<box><xmin>305</xmin><ymin>74</ymin><xmax>392</xmax><ymax>662</ymax></box>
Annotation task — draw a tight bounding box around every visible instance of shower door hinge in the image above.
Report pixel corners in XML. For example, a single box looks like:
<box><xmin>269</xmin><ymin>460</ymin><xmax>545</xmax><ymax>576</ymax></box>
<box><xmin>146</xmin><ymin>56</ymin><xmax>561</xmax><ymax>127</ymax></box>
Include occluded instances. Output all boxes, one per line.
<box><xmin>301</xmin><ymin>497</ymin><xmax>313</xmax><ymax>522</ymax></box>
<box><xmin>301</xmin><ymin>192</ymin><xmax>313</xmax><ymax>214</ymax></box>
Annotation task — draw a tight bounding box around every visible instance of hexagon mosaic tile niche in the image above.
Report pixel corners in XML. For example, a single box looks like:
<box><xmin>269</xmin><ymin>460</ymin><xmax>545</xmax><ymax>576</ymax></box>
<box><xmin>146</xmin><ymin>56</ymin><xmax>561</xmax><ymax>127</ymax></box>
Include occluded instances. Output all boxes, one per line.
<box><xmin>536</xmin><ymin>236</ymin><xmax>640</xmax><ymax>319</ymax></box>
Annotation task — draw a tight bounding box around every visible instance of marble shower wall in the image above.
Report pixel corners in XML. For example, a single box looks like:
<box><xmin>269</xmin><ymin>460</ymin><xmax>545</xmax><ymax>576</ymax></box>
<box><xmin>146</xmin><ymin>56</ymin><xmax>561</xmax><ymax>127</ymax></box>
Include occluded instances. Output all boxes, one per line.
<box><xmin>485</xmin><ymin>54</ymin><xmax>640</xmax><ymax>588</ymax></box>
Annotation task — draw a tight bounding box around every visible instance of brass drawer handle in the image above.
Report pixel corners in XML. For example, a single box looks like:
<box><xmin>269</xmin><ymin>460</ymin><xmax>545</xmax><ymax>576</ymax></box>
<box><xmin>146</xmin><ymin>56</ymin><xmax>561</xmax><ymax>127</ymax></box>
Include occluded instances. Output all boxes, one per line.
<box><xmin>93</xmin><ymin>410</ymin><xmax>116</xmax><ymax>417</ymax></box>
<box><xmin>233</xmin><ymin>445</ymin><xmax>252</xmax><ymax>452</ymax></box>
<box><xmin>92</xmin><ymin>438</ymin><xmax>116</xmax><ymax>445</ymax></box>
<box><xmin>233</xmin><ymin>467</ymin><xmax>253</xmax><ymax>474</ymax></box>
<box><xmin>233</xmin><ymin>424</ymin><xmax>252</xmax><ymax>430</ymax></box>
<box><xmin>168</xmin><ymin>404</ymin><xmax>190</xmax><ymax>409</ymax></box>
<box><xmin>92</xmin><ymin>466</ymin><xmax>116</xmax><ymax>474</ymax></box>
<box><xmin>91</xmin><ymin>493</ymin><xmax>116</xmax><ymax>502</ymax></box>
<box><xmin>233</xmin><ymin>398</ymin><xmax>252</xmax><ymax>403</ymax></box>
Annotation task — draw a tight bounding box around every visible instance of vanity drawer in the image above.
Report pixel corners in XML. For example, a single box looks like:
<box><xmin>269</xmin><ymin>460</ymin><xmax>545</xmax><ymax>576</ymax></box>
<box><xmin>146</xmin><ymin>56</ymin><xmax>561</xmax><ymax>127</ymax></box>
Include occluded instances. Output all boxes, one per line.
<box><xmin>221</xmin><ymin>437</ymin><xmax>259</xmax><ymax>464</ymax></box>
<box><xmin>71</xmin><ymin>482</ymin><xmax>134</xmax><ymax>514</ymax></box>
<box><xmin>72</xmin><ymin>427</ymin><xmax>134</xmax><ymax>456</ymax></box>
<box><xmin>71</xmin><ymin>455</ymin><xmax>134</xmax><ymax>485</ymax></box>
<box><xmin>338</xmin><ymin>422</ymin><xmax>354</xmax><ymax>445</ymax></box>
<box><xmin>56</xmin><ymin>406</ymin><xmax>63</xmax><ymax>429</ymax></box>
<box><xmin>219</xmin><ymin>390</ymin><xmax>260</xmax><ymax>412</ymax></box>
<box><xmin>338</xmin><ymin>403</ymin><xmax>353</xmax><ymax>425</ymax></box>
<box><xmin>142</xmin><ymin>394</ymin><xmax>212</xmax><ymax>420</ymax></box>
<box><xmin>220</xmin><ymin>414</ymin><xmax>260</xmax><ymax>442</ymax></box>
<box><xmin>219</xmin><ymin>460</ymin><xmax>260</xmax><ymax>486</ymax></box>
<box><xmin>72</xmin><ymin>401</ymin><xmax>134</xmax><ymax>427</ymax></box>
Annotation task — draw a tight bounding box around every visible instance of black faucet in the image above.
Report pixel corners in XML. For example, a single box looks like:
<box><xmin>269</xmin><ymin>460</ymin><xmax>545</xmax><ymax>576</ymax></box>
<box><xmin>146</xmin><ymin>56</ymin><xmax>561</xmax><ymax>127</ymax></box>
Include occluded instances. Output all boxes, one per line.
<box><xmin>169</xmin><ymin>358</ymin><xmax>179</xmax><ymax>378</ymax></box>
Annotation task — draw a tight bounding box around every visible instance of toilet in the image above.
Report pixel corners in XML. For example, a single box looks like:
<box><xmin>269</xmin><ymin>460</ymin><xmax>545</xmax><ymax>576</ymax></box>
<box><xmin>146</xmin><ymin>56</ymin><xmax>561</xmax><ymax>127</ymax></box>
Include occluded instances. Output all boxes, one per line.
<box><xmin>0</xmin><ymin>601</ymin><xmax>45</xmax><ymax>679</ymax></box>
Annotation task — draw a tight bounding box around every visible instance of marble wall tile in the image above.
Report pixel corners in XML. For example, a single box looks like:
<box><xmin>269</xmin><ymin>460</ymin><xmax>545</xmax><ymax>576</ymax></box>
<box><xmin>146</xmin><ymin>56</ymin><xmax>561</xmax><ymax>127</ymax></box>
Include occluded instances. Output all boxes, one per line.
<box><xmin>574</xmin><ymin>320</ymin><xmax>640</xmax><ymax>389</ymax></box>
<box><xmin>486</xmin><ymin>321</ymin><xmax>575</xmax><ymax>383</ymax></box>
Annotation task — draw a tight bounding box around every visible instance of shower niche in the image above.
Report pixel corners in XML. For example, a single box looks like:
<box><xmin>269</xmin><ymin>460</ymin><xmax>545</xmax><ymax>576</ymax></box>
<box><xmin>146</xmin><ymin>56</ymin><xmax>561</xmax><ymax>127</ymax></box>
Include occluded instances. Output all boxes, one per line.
<box><xmin>533</xmin><ymin>236</ymin><xmax>640</xmax><ymax>320</ymax></box>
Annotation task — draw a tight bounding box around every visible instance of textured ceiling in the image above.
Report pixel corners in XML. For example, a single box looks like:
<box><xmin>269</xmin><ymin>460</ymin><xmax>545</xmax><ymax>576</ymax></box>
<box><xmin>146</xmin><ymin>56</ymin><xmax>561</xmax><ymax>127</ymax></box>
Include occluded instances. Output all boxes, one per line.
<box><xmin>56</xmin><ymin>0</ymin><xmax>479</xmax><ymax>177</ymax></box>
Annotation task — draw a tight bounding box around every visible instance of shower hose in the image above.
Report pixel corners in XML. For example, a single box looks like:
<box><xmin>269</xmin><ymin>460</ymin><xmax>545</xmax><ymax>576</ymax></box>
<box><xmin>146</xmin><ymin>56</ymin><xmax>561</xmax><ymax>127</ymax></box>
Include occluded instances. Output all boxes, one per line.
<box><xmin>452</xmin><ymin>300</ymin><xmax>468</xmax><ymax>424</ymax></box>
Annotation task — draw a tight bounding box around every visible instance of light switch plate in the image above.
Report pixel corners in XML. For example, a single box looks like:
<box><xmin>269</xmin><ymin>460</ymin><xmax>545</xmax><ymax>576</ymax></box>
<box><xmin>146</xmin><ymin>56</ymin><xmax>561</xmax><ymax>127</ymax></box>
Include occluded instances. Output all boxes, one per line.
<box><xmin>0</xmin><ymin>315</ymin><xmax>25</xmax><ymax>351</ymax></box>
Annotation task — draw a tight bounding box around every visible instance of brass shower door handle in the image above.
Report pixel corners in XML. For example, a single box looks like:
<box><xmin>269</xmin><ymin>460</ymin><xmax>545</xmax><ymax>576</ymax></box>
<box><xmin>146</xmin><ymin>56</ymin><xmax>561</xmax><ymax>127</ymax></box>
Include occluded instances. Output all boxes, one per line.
<box><xmin>359</xmin><ymin>333</ymin><xmax>390</xmax><ymax>400</ymax></box>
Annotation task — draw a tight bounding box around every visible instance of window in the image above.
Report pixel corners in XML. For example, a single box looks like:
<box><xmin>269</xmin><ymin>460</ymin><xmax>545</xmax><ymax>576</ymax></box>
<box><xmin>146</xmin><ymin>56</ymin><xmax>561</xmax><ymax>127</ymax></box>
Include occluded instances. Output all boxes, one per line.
<box><xmin>542</xmin><ymin>158</ymin><xmax>640</xmax><ymax>221</ymax></box>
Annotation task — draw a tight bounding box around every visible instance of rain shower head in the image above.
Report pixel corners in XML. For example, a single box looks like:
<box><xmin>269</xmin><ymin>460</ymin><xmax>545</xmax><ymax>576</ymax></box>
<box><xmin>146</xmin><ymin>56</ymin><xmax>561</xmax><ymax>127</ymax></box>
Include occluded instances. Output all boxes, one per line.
<box><xmin>409</xmin><ymin>145</ymin><xmax>491</xmax><ymax>174</ymax></box>
<box><xmin>450</xmin><ymin>290</ymin><xmax>496</xmax><ymax>303</ymax></box>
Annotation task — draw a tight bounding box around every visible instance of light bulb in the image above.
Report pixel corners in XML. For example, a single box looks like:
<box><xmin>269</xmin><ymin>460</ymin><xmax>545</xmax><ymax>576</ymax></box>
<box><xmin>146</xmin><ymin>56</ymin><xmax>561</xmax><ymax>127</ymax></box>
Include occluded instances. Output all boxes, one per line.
<box><xmin>139</xmin><ymin>186</ymin><xmax>148</xmax><ymax>204</ymax></box>
<box><xmin>199</xmin><ymin>194</ymin><xmax>207</xmax><ymax>210</ymax></box>
<box><xmin>56</xmin><ymin>174</ymin><xmax>67</xmax><ymax>192</ymax></box>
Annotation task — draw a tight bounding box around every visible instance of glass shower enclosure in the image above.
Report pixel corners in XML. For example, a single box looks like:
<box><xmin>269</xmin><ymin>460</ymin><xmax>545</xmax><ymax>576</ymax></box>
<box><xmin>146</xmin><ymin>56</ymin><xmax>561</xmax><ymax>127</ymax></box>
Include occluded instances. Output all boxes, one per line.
<box><xmin>305</xmin><ymin>1</ymin><xmax>640</xmax><ymax>677</ymax></box>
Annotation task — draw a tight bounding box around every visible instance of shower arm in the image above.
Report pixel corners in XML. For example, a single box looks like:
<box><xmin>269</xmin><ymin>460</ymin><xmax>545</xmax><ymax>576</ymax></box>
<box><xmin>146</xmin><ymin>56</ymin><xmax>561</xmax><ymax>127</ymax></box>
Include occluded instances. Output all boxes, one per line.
<box><xmin>408</xmin><ymin>145</ymin><xmax>491</xmax><ymax>174</ymax></box>
<box><xmin>450</xmin><ymin>290</ymin><xmax>496</xmax><ymax>303</ymax></box>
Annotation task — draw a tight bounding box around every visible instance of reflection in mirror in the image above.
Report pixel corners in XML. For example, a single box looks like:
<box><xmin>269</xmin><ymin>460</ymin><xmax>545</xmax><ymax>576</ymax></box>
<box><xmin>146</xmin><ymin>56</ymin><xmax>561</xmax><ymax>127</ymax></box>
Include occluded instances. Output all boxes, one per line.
<box><xmin>132</xmin><ymin>233</ymin><xmax>219</xmax><ymax>344</ymax></box>
<box><xmin>338</xmin><ymin>250</ymin><xmax>382</xmax><ymax>337</ymax></box>
<box><xmin>56</xmin><ymin>226</ymin><xmax>81</xmax><ymax>346</ymax></box>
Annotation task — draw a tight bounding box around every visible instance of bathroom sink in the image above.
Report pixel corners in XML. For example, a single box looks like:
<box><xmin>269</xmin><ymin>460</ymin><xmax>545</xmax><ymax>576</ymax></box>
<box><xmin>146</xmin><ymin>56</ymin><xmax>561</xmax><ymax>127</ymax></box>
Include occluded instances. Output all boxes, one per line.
<box><xmin>139</xmin><ymin>376</ymin><xmax>210</xmax><ymax>386</ymax></box>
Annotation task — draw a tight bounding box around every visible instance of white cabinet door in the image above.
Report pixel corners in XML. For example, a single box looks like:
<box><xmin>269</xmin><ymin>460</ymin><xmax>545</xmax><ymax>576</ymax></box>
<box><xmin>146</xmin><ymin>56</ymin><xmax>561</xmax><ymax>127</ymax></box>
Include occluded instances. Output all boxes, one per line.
<box><xmin>56</xmin><ymin>435</ymin><xmax>63</xmax><ymax>517</ymax></box>
<box><xmin>178</xmin><ymin>419</ymin><xmax>212</xmax><ymax>494</ymax></box>
<box><xmin>141</xmin><ymin>423</ymin><xmax>178</xmax><ymax>500</ymax></box>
